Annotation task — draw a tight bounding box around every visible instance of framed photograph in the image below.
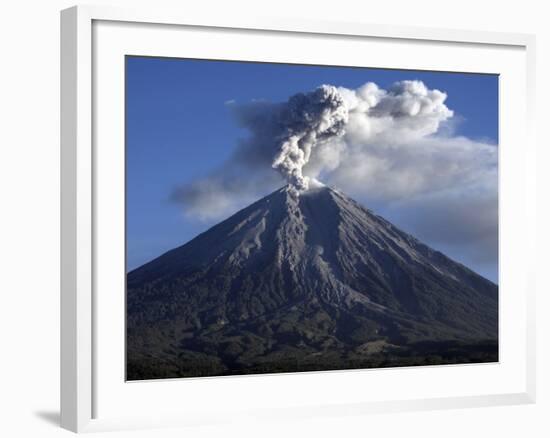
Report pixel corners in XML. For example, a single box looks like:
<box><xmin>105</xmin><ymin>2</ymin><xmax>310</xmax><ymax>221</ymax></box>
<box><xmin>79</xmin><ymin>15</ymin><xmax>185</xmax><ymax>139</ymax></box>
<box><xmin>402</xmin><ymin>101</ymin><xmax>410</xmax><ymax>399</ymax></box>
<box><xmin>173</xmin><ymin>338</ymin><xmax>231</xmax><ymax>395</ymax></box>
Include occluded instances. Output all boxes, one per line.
<box><xmin>61</xmin><ymin>5</ymin><xmax>536</xmax><ymax>433</ymax></box>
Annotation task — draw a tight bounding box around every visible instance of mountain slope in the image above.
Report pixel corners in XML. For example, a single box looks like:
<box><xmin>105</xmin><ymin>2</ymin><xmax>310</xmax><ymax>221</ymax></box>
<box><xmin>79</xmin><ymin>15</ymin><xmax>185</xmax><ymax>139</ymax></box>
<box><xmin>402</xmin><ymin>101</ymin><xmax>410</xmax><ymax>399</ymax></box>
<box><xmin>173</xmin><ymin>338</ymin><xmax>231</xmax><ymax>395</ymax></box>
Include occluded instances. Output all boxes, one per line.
<box><xmin>127</xmin><ymin>185</ymin><xmax>498</xmax><ymax>379</ymax></box>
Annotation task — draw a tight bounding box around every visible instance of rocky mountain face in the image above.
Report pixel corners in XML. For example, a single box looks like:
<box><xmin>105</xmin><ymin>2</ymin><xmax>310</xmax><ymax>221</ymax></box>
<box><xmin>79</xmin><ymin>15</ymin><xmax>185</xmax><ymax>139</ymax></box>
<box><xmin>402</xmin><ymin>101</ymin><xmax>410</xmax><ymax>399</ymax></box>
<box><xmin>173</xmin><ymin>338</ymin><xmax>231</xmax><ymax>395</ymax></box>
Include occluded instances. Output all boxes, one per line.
<box><xmin>127</xmin><ymin>185</ymin><xmax>498</xmax><ymax>380</ymax></box>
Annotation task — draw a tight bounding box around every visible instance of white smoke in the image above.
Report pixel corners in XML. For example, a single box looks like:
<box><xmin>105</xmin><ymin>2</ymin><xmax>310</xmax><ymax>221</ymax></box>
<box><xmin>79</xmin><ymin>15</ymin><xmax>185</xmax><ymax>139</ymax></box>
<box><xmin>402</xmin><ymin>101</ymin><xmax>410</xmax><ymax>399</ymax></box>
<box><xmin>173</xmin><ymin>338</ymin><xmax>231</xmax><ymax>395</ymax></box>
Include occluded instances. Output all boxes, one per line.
<box><xmin>342</xmin><ymin>80</ymin><xmax>453</xmax><ymax>142</ymax></box>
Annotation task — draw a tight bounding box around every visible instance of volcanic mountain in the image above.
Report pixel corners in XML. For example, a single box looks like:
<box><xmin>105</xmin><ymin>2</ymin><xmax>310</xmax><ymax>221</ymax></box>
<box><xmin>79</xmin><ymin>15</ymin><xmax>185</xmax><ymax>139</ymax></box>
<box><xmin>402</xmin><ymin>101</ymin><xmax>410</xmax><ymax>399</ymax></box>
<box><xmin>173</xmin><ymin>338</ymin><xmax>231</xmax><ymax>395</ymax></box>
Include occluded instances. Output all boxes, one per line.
<box><xmin>127</xmin><ymin>185</ymin><xmax>498</xmax><ymax>380</ymax></box>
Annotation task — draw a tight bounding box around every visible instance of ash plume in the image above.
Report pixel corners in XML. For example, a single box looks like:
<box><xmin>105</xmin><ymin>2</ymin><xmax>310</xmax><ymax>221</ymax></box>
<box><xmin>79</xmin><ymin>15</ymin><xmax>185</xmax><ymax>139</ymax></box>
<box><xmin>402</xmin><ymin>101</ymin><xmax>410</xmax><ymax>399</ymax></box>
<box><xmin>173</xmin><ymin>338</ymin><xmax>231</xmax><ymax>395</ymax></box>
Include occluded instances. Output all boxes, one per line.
<box><xmin>270</xmin><ymin>85</ymin><xmax>348</xmax><ymax>194</ymax></box>
<box><xmin>251</xmin><ymin>80</ymin><xmax>453</xmax><ymax>196</ymax></box>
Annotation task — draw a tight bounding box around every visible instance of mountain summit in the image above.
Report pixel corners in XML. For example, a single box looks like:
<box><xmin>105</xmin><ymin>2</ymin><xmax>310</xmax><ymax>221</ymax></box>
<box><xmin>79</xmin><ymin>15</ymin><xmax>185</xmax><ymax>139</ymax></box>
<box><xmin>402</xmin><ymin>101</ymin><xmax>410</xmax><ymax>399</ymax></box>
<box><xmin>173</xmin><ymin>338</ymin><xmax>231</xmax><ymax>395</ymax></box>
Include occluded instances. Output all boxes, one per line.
<box><xmin>127</xmin><ymin>185</ymin><xmax>498</xmax><ymax>379</ymax></box>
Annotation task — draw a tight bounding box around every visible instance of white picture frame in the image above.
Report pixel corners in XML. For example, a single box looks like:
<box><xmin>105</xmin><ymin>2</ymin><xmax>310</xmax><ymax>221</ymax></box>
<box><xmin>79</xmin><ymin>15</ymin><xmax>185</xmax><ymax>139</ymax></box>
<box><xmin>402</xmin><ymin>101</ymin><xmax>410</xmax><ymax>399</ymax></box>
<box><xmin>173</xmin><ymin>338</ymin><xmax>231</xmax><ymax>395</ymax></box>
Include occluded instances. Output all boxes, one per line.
<box><xmin>60</xmin><ymin>4</ymin><xmax>537</xmax><ymax>433</ymax></box>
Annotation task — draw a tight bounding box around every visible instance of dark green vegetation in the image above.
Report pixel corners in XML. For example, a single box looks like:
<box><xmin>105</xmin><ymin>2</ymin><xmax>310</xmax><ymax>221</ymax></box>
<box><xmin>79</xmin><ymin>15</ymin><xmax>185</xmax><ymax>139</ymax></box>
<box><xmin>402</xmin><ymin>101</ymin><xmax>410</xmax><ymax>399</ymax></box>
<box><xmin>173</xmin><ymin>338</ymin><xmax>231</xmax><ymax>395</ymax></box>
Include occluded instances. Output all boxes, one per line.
<box><xmin>127</xmin><ymin>325</ymin><xmax>498</xmax><ymax>380</ymax></box>
<box><xmin>127</xmin><ymin>186</ymin><xmax>498</xmax><ymax>380</ymax></box>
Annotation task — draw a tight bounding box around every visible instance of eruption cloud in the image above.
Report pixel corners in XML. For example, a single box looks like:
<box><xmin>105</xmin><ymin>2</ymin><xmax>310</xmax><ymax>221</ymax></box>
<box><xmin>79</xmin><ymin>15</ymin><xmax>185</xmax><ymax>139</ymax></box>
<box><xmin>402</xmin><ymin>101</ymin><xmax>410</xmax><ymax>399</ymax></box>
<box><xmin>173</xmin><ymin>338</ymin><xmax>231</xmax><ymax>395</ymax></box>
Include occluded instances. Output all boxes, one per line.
<box><xmin>267</xmin><ymin>80</ymin><xmax>453</xmax><ymax>195</ymax></box>
<box><xmin>173</xmin><ymin>79</ymin><xmax>487</xmax><ymax>219</ymax></box>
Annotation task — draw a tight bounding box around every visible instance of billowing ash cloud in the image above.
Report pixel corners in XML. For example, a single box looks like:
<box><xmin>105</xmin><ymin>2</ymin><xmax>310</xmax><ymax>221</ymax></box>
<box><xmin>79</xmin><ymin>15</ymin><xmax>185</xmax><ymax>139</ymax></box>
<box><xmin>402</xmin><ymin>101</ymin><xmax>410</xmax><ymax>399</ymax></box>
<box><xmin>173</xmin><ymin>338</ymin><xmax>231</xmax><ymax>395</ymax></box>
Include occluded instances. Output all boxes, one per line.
<box><xmin>270</xmin><ymin>85</ymin><xmax>348</xmax><ymax>194</ymax></box>
<box><xmin>270</xmin><ymin>80</ymin><xmax>454</xmax><ymax>195</ymax></box>
<box><xmin>227</xmin><ymin>80</ymin><xmax>453</xmax><ymax>196</ymax></box>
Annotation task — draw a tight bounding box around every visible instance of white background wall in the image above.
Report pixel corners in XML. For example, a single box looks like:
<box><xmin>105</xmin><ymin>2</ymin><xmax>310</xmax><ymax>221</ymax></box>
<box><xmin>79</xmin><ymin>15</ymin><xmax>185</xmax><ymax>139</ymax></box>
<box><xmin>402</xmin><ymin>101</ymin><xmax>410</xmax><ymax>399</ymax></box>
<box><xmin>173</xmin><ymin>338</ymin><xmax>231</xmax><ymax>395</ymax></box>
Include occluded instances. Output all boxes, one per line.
<box><xmin>0</xmin><ymin>0</ymin><xmax>547</xmax><ymax>436</ymax></box>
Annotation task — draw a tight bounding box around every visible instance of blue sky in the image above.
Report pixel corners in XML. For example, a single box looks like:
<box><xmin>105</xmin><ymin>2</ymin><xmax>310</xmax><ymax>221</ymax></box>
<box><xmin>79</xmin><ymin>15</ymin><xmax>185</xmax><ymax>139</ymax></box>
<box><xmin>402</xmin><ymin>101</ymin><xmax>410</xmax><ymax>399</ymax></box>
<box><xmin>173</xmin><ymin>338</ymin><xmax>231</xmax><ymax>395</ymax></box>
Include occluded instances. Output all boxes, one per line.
<box><xmin>126</xmin><ymin>56</ymin><xmax>499</xmax><ymax>281</ymax></box>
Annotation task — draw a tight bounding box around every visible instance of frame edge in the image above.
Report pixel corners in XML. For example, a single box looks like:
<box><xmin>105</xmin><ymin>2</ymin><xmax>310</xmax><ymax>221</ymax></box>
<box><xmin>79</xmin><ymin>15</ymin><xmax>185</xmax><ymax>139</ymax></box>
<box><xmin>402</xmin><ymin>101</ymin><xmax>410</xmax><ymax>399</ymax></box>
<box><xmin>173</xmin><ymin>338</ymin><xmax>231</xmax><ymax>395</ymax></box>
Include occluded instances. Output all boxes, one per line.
<box><xmin>60</xmin><ymin>6</ymin><xmax>78</xmax><ymax>432</ymax></box>
<box><xmin>524</xmin><ymin>34</ymin><xmax>537</xmax><ymax>404</ymax></box>
<box><xmin>61</xmin><ymin>5</ymin><xmax>93</xmax><ymax>433</ymax></box>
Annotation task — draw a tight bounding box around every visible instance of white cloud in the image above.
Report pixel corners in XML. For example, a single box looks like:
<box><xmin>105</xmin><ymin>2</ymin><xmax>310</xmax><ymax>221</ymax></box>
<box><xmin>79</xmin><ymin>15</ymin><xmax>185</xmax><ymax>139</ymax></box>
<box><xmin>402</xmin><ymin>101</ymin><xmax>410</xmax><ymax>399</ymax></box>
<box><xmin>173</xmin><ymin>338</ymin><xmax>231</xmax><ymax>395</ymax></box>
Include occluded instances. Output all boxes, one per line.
<box><xmin>311</xmin><ymin>135</ymin><xmax>496</xmax><ymax>202</ymax></box>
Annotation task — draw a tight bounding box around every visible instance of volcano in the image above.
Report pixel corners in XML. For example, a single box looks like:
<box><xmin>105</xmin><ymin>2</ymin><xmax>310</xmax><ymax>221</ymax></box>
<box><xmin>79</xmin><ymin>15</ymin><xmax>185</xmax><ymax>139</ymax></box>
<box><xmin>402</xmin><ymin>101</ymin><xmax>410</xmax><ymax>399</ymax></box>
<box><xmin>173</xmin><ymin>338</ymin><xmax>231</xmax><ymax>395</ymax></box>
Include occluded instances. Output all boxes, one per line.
<box><xmin>126</xmin><ymin>185</ymin><xmax>498</xmax><ymax>380</ymax></box>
